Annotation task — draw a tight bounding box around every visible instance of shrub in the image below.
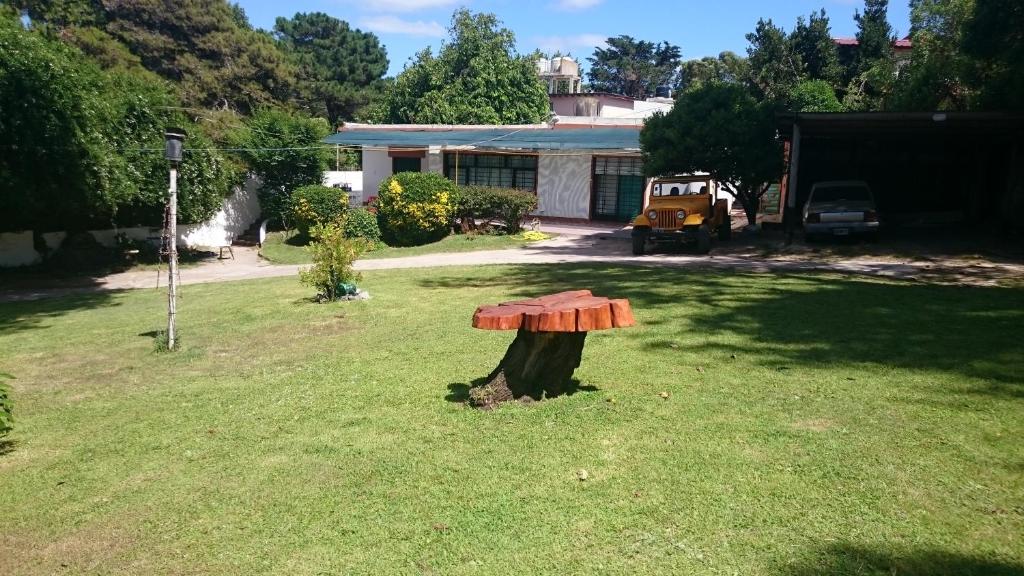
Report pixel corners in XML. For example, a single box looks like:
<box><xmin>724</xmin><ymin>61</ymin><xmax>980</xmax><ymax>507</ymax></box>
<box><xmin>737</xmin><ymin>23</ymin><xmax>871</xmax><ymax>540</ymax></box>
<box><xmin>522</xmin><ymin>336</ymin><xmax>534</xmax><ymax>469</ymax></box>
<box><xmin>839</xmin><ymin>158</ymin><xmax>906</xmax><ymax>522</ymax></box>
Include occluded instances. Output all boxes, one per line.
<box><xmin>299</xmin><ymin>221</ymin><xmax>364</xmax><ymax>301</ymax></box>
<box><xmin>289</xmin><ymin>185</ymin><xmax>349</xmax><ymax>238</ymax></box>
<box><xmin>0</xmin><ymin>379</ymin><xmax>12</xmax><ymax>439</ymax></box>
<box><xmin>344</xmin><ymin>207</ymin><xmax>382</xmax><ymax>245</ymax></box>
<box><xmin>454</xmin><ymin>186</ymin><xmax>538</xmax><ymax>233</ymax></box>
<box><xmin>376</xmin><ymin>172</ymin><xmax>456</xmax><ymax>246</ymax></box>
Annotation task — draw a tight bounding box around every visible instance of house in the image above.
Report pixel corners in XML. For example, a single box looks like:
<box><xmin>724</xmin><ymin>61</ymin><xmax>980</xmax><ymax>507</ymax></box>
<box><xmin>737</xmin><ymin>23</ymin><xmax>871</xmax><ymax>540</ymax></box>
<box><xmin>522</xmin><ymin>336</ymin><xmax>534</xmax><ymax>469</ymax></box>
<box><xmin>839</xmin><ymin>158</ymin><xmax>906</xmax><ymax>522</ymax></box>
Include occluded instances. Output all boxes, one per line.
<box><xmin>324</xmin><ymin>122</ymin><xmax>649</xmax><ymax>222</ymax></box>
<box><xmin>536</xmin><ymin>56</ymin><xmax>674</xmax><ymax>120</ymax></box>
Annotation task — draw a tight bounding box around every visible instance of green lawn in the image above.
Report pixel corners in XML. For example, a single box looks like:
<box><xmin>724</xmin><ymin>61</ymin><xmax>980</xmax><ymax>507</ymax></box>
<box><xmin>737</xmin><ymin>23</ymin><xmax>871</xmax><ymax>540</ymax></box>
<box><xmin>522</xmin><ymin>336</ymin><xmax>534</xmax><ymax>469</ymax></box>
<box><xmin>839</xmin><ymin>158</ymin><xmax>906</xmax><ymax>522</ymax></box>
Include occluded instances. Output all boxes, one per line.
<box><xmin>1</xmin><ymin>265</ymin><xmax>1022</xmax><ymax>575</ymax></box>
<box><xmin>260</xmin><ymin>231</ymin><xmax>548</xmax><ymax>265</ymax></box>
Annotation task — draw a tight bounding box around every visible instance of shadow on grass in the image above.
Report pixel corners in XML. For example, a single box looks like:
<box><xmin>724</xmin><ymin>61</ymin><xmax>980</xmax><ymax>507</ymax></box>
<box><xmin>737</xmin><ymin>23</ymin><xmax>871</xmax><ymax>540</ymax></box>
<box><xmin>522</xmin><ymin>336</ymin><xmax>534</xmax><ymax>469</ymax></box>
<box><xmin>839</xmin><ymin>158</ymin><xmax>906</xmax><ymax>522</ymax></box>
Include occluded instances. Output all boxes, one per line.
<box><xmin>0</xmin><ymin>290</ymin><xmax>122</xmax><ymax>336</ymax></box>
<box><xmin>446</xmin><ymin>379</ymin><xmax>598</xmax><ymax>405</ymax></box>
<box><xmin>778</xmin><ymin>543</ymin><xmax>1024</xmax><ymax>575</ymax></box>
<box><xmin>0</xmin><ymin>440</ymin><xmax>16</xmax><ymax>456</ymax></box>
<box><xmin>420</xmin><ymin>264</ymin><xmax>1024</xmax><ymax>395</ymax></box>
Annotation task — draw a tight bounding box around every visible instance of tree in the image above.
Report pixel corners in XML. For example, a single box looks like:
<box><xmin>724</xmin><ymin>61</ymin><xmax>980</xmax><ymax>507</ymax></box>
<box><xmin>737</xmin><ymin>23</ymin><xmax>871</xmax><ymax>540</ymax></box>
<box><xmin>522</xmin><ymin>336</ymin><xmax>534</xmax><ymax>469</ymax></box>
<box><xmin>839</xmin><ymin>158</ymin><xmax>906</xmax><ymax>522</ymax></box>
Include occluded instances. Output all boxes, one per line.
<box><xmin>369</xmin><ymin>9</ymin><xmax>548</xmax><ymax>125</ymax></box>
<box><xmin>746</xmin><ymin>18</ymin><xmax>802</xmax><ymax>103</ymax></box>
<box><xmin>19</xmin><ymin>0</ymin><xmax>299</xmax><ymax>115</ymax></box>
<box><xmin>842</xmin><ymin>0</ymin><xmax>897</xmax><ymax>110</ymax></box>
<box><xmin>678</xmin><ymin>51</ymin><xmax>749</xmax><ymax>92</ymax></box>
<box><xmin>789</xmin><ymin>79</ymin><xmax>844</xmax><ymax>112</ymax></box>
<box><xmin>231</xmin><ymin>108</ymin><xmax>331</xmax><ymax>226</ymax></box>
<box><xmin>791</xmin><ymin>10</ymin><xmax>843</xmax><ymax>89</ymax></box>
<box><xmin>892</xmin><ymin>0</ymin><xmax>975</xmax><ymax>111</ymax></box>
<box><xmin>274</xmin><ymin>12</ymin><xmax>388</xmax><ymax>123</ymax></box>
<box><xmin>0</xmin><ymin>20</ymin><xmax>234</xmax><ymax>231</ymax></box>
<box><xmin>854</xmin><ymin>0</ymin><xmax>895</xmax><ymax>73</ymax></box>
<box><xmin>963</xmin><ymin>0</ymin><xmax>1024</xmax><ymax>111</ymax></box>
<box><xmin>640</xmin><ymin>84</ymin><xmax>785</xmax><ymax>227</ymax></box>
<box><xmin>587</xmin><ymin>35</ymin><xmax>681</xmax><ymax>99</ymax></box>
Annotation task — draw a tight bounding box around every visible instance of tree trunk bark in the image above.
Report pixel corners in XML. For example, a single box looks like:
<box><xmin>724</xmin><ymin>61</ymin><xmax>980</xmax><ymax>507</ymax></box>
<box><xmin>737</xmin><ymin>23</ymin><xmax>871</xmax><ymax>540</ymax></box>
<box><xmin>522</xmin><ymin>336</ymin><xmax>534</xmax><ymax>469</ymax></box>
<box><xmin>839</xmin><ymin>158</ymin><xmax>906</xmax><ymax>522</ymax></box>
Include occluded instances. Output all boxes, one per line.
<box><xmin>469</xmin><ymin>329</ymin><xmax>587</xmax><ymax>408</ymax></box>
<box><xmin>741</xmin><ymin>192</ymin><xmax>759</xmax><ymax>227</ymax></box>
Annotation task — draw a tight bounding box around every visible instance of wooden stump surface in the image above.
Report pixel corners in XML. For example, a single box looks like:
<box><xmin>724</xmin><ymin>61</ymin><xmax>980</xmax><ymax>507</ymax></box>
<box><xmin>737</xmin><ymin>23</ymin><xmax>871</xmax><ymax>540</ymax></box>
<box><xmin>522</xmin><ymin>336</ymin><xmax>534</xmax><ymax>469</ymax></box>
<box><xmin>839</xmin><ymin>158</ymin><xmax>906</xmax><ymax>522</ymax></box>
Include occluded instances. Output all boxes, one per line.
<box><xmin>472</xmin><ymin>290</ymin><xmax>635</xmax><ymax>332</ymax></box>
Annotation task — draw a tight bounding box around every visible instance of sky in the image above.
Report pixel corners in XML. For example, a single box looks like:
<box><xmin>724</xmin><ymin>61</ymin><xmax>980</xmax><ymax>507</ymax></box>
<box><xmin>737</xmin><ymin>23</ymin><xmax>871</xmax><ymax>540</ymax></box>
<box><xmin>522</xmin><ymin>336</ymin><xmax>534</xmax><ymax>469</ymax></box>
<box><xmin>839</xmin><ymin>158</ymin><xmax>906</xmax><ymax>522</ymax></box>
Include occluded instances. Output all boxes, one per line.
<box><xmin>236</xmin><ymin>0</ymin><xmax>912</xmax><ymax>77</ymax></box>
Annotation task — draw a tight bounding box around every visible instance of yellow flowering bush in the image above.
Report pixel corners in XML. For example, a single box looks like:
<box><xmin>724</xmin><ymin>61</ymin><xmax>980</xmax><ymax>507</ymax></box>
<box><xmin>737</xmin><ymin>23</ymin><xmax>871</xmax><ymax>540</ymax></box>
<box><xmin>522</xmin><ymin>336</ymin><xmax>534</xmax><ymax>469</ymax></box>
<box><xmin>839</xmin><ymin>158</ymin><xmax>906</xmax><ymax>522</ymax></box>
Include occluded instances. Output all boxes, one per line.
<box><xmin>376</xmin><ymin>172</ymin><xmax>456</xmax><ymax>246</ymax></box>
<box><xmin>288</xmin><ymin>185</ymin><xmax>349</xmax><ymax>238</ymax></box>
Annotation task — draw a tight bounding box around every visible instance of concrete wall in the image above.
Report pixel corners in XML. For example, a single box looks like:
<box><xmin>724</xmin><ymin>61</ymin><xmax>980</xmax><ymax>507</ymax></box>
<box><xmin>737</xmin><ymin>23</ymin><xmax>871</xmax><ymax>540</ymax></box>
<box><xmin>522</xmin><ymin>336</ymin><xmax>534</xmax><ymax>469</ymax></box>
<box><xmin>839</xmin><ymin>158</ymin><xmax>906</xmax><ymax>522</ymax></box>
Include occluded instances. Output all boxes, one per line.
<box><xmin>362</xmin><ymin>149</ymin><xmax>392</xmax><ymax>200</ymax></box>
<box><xmin>0</xmin><ymin>178</ymin><xmax>263</xmax><ymax>267</ymax></box>
<box><xmin>536</xmin><ymin>153</ymin><xmax>593</xmax><ymax>219</ymax></box>
<box><xmin>426</xmin><ymin>146</ymin><xmax>443</xmax><ymax>174</ymax></box>
<box><xmin>0</xmin><ymin>231</ymin><xmax>38</xmax><ymax>267</ymax></box>
<box><xmin>324</xmin><ymin>171</ymin><xmax>365</xmax><ymax>205</ymax></box>
<box><xmin>179</xmin><ymin>177</ymin><xmax>261</xmax><ymax>247</ymax></box>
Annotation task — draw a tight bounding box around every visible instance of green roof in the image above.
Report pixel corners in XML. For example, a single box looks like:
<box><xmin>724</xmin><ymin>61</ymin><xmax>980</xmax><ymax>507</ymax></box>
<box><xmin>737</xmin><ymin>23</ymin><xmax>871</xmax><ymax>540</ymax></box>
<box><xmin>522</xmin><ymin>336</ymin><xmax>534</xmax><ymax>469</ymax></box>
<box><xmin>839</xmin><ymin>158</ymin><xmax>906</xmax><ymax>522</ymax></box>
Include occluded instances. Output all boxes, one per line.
<box><xmin>323</xmin><ymin>126</ymin><xmax>641</xmax><ymax>151</ymax></box>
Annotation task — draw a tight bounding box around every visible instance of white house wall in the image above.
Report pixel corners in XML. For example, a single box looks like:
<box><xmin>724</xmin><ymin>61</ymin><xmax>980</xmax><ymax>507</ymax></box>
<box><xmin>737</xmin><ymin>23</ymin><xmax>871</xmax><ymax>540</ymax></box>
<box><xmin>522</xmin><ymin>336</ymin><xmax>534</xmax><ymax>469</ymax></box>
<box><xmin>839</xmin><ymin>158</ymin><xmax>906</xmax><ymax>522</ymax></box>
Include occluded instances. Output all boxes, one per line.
<box><xmin>537</xmin><ymin>153</ymin><xmax>592</xmax><ymax>219</ymax></box>
<box><xmin>362</xmin><ymin>149</ymin><xmax>391</xmax><ymax>199</ymax></box>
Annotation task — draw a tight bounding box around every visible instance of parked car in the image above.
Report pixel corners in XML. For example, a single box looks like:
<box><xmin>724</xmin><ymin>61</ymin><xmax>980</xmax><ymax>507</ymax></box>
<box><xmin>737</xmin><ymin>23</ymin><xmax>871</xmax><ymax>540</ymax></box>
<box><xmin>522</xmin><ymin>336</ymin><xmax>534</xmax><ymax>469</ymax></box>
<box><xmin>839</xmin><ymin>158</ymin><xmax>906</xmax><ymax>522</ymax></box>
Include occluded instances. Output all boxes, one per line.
<box><xmin>803</xmin><ymin>180</ymin><xmax>880</xmax><ymax>241</ymax></box>
<box><xmin>631</xmin><ymin>175</ymin><xmax>731</xmax><ymax>255</ymax></box>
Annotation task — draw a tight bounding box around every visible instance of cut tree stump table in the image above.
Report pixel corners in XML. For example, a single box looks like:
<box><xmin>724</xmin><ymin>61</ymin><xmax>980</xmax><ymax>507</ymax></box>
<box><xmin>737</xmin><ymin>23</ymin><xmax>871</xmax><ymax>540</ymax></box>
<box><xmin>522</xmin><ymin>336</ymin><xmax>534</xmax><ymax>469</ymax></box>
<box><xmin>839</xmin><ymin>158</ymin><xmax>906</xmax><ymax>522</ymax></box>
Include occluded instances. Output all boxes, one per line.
<box><xmin>469</xmin><ymin>290</ymin><xmax>635</xmax><ymax>408</ymax></box>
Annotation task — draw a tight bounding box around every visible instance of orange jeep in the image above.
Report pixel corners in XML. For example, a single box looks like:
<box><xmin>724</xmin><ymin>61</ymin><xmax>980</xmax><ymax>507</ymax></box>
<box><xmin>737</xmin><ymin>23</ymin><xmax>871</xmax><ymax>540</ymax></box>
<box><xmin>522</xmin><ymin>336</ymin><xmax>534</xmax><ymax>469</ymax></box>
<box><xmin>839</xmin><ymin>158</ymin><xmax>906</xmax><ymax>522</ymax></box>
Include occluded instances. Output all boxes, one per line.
<box><xmin>630</xmin><ymin>176</ymin><xmax>731</xmax><ymax>255</ymax></box>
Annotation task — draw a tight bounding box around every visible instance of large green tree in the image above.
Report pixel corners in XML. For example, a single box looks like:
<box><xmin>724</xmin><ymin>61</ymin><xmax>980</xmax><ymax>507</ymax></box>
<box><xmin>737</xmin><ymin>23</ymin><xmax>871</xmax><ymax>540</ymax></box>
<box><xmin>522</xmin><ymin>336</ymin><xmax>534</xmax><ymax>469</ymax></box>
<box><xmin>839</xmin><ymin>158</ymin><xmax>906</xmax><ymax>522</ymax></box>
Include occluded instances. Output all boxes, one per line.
<box><xmin>963</xmin><ymin>0</ymin><xmax>1024</xmax><ymax>111</ymax></box>
<box><xmin>231</xmin><ymin>108</ymin><xmax>330</xmax><ymax>226</ymax></box>
<box><xmin>790</xmin><ymin>10</ymin><xmax>842</xmax><ymax>89</ymax></box>
<box><xmin>0</xmin><ymin>19</ymin><xmax>234</xmax><ymax>231</ymax></box>
<box><xmin>17</xmin><ymin>0</ymin><xmax>298</xmax><ymax>115</ymax></box>
<box><xmin>893</xmin><ymin>0</ymin><xmax>975</xmax><ymax>111</ymax></box>
<box><xmin>678</xmin><ymin>51</ymin><xmax>749</xmax><ymax>92</ymax></box>
<box><xmin>369</xmin><ymin>9</ymin><xmax>548</xmax><ymax>125</ymax></box>
<box><xmin>274</xmin><ymin>12</ymin><xmax>388</xmax><ymax>123</ymax></box>
<box><xmin>587</xmin><ymin>35</ymin><xmax>681</xmax><ymax>99</ymax></box>
<box><xmin>746</xmin><ymin>18</ymin><xmax>802</xmax><ymax>103</ymax></box>
<box><xmin>641</xmin><ymin>84</ymin><xmax>785</xmax><ymax>227</ymax></box>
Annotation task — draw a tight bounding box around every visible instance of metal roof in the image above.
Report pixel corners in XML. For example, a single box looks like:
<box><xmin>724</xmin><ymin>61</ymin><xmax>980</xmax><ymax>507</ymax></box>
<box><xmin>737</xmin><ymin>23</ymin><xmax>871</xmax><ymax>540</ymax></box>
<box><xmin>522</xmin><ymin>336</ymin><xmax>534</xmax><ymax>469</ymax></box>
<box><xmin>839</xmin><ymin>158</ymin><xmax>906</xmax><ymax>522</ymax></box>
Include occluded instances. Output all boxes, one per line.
<box><xmin>324</xmin><ymin>125</ymin><xmax>641</xmax><ymax>151</ymax></box>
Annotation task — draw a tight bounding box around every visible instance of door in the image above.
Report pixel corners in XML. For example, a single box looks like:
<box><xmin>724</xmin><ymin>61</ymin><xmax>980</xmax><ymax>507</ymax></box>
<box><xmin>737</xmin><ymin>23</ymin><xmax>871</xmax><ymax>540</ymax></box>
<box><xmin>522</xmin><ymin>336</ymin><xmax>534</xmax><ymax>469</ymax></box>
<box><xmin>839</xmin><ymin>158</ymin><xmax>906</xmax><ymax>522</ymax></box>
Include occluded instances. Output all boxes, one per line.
<box><xmin>592</xmin><ymin>156</ymin><xmax>644</xmax><ymax>222</ymax></box>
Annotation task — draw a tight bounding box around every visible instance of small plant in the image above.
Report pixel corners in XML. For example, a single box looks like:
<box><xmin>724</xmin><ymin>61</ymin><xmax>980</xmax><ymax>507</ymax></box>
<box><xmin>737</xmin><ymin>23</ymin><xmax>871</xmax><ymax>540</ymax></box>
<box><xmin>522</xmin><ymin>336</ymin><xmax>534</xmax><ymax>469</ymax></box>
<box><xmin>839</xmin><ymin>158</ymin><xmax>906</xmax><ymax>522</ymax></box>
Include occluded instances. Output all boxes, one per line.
<box><xmin>299</xmin><ymin>221</ymin><xmax>364</xmax><ymax>301</ymax></box>
<box><xmin>344</xmin><ymin>207</ymin><xmax>382</xmax><ymax>247</ymax></box>
<box><xmin>0</xmin><ymin>376</ymin><xmax>13</xmax><ymax>439</ymax></box>
<box><xmin>376</xmin><ymin>173</ymin><xmax>455</xmax><ymax>246</ymax></box>
<box><xmin>289</xmin><ymin>185</ymin><xmax>349</xmax><ymax>239</ymax></box>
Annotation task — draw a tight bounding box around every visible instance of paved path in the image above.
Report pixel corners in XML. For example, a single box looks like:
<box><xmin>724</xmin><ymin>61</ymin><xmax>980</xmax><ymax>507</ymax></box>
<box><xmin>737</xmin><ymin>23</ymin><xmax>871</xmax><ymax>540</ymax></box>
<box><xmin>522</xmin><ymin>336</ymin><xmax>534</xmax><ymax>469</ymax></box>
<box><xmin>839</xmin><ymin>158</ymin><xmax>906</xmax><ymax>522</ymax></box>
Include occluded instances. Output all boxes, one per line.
<box><xmin>2</xmin><ymin>228</ymin><xmax>1022</xmax><ymax>303</ymax></box>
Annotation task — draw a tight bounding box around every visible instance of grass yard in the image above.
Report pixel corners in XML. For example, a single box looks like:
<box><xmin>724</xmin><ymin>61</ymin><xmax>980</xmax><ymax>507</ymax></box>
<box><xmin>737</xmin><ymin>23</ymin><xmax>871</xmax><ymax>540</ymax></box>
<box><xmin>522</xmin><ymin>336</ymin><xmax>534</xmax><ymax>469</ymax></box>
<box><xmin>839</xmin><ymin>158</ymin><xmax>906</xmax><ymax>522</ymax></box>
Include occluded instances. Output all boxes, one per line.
<box><xmin>1</xmin><ymin>264</ymin><xmax>1022</xmax><ymax>575</ymax></box>
<box><xmin>260</xmin><ymin>230</ymin><xmax>547</xmax><ymax>265</ymax></box>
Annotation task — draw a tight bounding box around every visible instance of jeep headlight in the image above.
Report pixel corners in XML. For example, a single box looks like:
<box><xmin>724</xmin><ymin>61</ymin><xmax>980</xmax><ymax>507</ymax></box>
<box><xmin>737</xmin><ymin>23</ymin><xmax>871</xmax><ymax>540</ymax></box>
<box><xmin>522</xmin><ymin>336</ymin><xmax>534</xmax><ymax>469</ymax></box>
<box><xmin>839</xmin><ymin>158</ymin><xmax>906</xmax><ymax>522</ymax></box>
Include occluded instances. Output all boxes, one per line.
<box><xmin>676</xmin><ymin>210</ymin><xmax>686</xmax><ymax>219</ymax></box>
<box><xmin>647</xmin><ymin>210</ymin><xmax>657</xmax><ymax>221</ymax></box>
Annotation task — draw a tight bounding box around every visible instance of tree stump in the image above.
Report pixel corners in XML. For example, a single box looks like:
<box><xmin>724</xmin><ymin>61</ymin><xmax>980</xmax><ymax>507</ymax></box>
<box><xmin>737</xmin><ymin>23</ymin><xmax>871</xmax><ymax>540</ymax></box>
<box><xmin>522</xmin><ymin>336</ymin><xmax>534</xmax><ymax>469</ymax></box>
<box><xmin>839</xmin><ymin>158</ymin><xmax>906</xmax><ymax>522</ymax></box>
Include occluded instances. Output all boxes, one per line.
<box><xmin>470</xmin><ymin>290</ymin><xmax>635</xmax><ymax>408</ymax></box>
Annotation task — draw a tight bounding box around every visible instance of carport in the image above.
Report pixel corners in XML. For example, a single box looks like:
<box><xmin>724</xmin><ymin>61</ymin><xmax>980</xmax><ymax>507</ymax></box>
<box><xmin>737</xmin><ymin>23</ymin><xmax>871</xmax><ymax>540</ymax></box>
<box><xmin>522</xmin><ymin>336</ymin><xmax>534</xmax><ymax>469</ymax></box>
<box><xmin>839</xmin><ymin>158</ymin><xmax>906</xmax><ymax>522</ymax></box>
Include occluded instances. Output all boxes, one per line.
<box><xmin>777</xmin><ymin>112</ymin><xmax>1024</xmax><ymax>233</ymax></box>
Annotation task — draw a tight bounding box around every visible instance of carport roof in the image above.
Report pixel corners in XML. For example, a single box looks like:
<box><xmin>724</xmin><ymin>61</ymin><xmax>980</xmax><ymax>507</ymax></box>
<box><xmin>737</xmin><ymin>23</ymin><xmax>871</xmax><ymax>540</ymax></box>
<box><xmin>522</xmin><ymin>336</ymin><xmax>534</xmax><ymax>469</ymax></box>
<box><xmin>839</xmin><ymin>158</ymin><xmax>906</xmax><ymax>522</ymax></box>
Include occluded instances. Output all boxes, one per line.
<box><xmin>323</xmin><ymin>124</ymin><xmax>642</xmax><ymax>151</ymax></box>
<box><xmin>777</xmin><ymin>111</ymin><xmax>1024</xmax><ymax>138</ymax></box>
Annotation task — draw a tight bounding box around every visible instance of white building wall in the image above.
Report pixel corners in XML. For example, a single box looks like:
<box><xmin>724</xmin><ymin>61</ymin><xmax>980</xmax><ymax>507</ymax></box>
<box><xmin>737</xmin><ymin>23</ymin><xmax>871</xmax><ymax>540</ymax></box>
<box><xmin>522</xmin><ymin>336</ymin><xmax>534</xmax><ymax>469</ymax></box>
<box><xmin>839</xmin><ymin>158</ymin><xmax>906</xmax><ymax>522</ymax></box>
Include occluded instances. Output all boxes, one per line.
<box><xmin>324</xmin><ymin>171</ymin><xmax>364</xmax><ymax>205</ymax></box>
<box><xmin>426</xmin><ymin>146</ymin><xmax>443</xmax><ymax>174</ymax></box>
<box><xmin>536</xmin><ymin>153</ymin><xmax>592</xmax><ymax>219</ymax></box>
<box><xmin>0</xmin><ymin>231</ymin><xmax>38</xmax><ymax>267</ymax></box>
<box><xmin>362</xmin><ymin>149</ymin><xmax>392</xmax><ymax>200</ymax></box>
<box><xmin>178</xmin><ymin>177</ymin><xmax>261</xmax><ymax>247</ymax></box>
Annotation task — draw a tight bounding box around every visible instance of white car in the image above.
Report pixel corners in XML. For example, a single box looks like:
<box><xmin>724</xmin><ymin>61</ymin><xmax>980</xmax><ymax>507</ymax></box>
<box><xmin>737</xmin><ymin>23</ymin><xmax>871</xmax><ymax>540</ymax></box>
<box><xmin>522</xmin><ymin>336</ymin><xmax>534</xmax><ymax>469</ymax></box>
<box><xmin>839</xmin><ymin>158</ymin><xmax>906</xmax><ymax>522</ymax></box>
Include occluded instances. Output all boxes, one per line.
<box><xmin>803</xmin><ymin>180</ymin><xmax>880</xmax><ymax>240</ymax></box>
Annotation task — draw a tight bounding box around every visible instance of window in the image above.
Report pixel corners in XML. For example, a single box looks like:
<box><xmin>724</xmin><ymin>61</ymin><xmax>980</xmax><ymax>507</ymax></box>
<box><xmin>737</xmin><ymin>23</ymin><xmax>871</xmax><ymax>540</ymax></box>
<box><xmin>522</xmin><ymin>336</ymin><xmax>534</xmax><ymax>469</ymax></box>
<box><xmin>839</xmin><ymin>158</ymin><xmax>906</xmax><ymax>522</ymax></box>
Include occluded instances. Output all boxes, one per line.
<box><xmin>593</xmin><ymin>156</ymin><xmax>645</xmax><ymax>222</ymax></box>
<box><xmin>392</xmin><ymin>157</ymin><xmax>421</xmax><ymax>174</ymax></box>
<box><xmin>444</xmin><ymin>153</ymin><xmax>537</xmax><ymax>190</ymax></box>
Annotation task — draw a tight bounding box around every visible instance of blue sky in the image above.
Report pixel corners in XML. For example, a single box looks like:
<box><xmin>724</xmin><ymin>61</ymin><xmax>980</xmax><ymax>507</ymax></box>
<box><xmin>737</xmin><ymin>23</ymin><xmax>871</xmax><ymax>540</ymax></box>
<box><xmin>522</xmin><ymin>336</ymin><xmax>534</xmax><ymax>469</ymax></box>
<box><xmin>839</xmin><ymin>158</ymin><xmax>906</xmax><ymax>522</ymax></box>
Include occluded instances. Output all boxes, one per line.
<box><xmin>237</xmin><ymin>0</ymin><xmax>911</xmax><ymax>77</ymax></box>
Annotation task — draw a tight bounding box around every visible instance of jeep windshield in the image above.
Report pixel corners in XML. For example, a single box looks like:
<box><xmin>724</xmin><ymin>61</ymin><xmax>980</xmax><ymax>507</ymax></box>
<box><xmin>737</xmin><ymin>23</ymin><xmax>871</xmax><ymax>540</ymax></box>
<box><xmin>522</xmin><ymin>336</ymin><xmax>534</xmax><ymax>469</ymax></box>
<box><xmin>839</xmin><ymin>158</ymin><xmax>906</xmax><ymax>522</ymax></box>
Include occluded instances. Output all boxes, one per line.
<box><xmin>812</xmin><ymin>185</ymin><xmax>871</xmax><ymax>203</ymax></box>
<box><xmin>653</xmin><ymin>181</ymin><xmax>709</xmax><ymax>197</ymax></box>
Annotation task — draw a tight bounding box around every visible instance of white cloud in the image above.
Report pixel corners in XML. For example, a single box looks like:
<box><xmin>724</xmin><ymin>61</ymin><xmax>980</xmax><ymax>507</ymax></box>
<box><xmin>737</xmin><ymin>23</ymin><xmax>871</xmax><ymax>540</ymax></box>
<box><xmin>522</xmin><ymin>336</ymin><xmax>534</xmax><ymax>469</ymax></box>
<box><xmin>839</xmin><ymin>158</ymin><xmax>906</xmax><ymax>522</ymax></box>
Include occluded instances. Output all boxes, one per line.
<box><xmin>532</xmin><ymin>34</ymin><xmax>608</xmax><ymax>54</ymax></box>
<box><xmin>554</xmin><ymin>0</ymin><xmax>603</xmax><ymax>10</ymax></box>
<box><xmin>355</xmin><ymin>0</ymin><xmax>460</xmax><ymax>11</ymax></box>
<box><xmin>360</xmin><ymin>15</ymin><xmax>446</xmax><ymax>37</ymax></box>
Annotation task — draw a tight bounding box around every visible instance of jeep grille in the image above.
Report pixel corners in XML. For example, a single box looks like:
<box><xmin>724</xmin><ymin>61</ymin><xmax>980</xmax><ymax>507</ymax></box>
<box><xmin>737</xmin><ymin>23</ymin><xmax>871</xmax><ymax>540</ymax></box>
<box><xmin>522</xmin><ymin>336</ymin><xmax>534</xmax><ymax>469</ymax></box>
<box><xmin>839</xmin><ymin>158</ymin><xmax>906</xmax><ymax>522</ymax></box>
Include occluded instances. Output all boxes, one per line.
<box><xmin>657</xmin><ymin>209</ymin><xmax>679</xmax><ymax>228</ymax></box>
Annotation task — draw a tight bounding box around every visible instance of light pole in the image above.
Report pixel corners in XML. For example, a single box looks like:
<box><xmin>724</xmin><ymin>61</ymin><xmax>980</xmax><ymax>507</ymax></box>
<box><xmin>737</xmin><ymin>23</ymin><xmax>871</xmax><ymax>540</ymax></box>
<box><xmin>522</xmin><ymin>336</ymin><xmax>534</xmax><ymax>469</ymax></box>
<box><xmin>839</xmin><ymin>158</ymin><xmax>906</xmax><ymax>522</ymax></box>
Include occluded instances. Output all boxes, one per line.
<box><xmin>164</xmin><ymin>129</ymin><xmax>186</xmax><ymax>350</ymax></box>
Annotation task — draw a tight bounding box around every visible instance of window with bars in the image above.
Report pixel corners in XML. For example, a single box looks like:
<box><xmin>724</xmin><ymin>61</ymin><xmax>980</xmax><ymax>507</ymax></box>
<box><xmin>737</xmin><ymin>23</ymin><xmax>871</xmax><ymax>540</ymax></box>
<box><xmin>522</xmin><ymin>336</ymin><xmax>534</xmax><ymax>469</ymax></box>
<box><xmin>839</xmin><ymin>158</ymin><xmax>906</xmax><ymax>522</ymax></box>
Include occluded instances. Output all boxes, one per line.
<box><xmin>594</xmin><ymin>156</ymin><xmax>644</xmax><ymax>176</ymax></box>
<box><xmin>444</xmin><ymin>153</ymin><xmax>538</xmax><ymax>190</ymax></box>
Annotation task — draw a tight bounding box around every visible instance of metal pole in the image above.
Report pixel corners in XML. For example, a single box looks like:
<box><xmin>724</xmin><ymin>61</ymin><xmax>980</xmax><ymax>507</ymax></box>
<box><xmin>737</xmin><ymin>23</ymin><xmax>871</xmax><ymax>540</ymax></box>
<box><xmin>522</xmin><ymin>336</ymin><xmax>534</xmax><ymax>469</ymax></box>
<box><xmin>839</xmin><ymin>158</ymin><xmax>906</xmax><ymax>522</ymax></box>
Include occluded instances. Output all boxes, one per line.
<box><xmin>167</xmin><ymin>166</ymin><xmax>178</xmax><ymax>350</ymax></box>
